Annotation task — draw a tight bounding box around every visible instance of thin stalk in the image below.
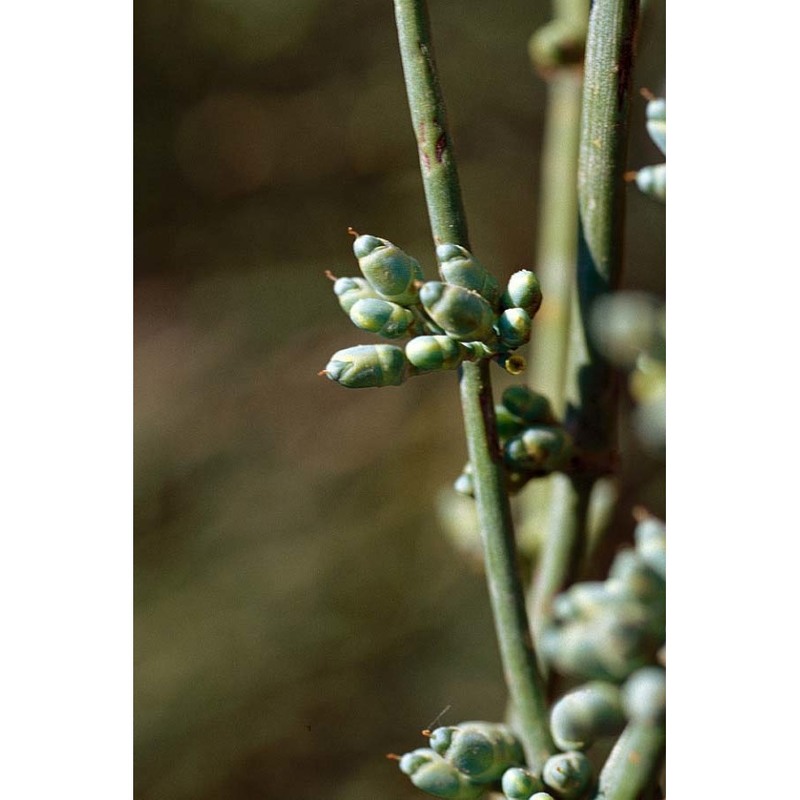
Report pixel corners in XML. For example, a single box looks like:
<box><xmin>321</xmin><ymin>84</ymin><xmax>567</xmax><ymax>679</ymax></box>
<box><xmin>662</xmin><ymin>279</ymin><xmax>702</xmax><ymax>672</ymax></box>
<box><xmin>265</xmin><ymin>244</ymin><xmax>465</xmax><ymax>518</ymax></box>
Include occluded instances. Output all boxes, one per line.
<box><xmin>531</xmin><ymin>0</ymin><xmax>639</xmax><ymax>680</ymax></box>
<box><xmin>571</xmin><ymin>0</ymin><xmax>640</xmax><ymax>455</ymax></box>
<box><xmin>393</xmin><ymin>0</ymin><xmax>555</xmax><ymax>769</ymax></box>
<box><xmin>524</xmin><ymin>0</ymin><xmax>595</xmax><ymax>673</ymax></box>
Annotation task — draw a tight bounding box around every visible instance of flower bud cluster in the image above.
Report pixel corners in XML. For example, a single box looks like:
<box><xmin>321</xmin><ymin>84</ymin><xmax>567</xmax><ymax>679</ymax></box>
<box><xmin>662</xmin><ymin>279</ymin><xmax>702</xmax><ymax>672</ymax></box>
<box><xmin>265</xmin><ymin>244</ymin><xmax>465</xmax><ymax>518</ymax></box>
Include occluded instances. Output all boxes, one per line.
<box><xmin>397</xmin><ymin>721</ymin><xmax>524</xmax><ymax>799</ymax></box>
<box><xmin>322</xmin><ymin>234</ymin><xmax>542</xmax><ymax>388</ymax></box>
<box><xmin>455</xmin><ymin>385</ymin><xmax>572</xmax><ymax>497</ymax></box>
<box><xmin>540</xmin><ymin>516</ymin><xmax>666</xmax><ymax>683</ymax></box>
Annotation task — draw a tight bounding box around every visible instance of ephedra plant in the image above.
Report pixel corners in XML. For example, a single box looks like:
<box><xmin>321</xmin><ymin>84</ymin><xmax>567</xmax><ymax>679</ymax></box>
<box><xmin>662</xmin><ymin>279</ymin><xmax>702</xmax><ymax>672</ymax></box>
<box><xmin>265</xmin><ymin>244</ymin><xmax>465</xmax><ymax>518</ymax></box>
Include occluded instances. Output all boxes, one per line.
<box><xmin>320</xmin><ymin>1</ymin><xmax>665</xmax><ymax>798</ymax></box>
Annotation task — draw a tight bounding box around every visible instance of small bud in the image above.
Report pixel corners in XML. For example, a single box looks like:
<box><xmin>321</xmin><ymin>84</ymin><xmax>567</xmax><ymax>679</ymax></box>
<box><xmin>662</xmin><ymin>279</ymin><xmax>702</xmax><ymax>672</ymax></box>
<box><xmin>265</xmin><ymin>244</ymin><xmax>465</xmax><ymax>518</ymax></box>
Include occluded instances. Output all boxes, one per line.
<box><xmin>608</xmin><ymin>550</ymin><xmax>666</xmax><ymax>606</ymax></box>
<box><xmin>420</xmin><ymin>282</ymin><xmax>496</xmax><ymax>343</ymax></box>
<box><xmin>494</xmin><ymin>405</ymin><xmax>525</xmax><ymax>438</ymax></box>
<box><xmin>502</xmin><ymin>386</ymin><xmax>555</xmax><ymax>424</ymax></box>
<box><xmin>397</xmin><ymin>748</ymin><xmax>484</xmax><ymax>799</ymax></box>
<box><xmin>333</xmin><ymin>276</ymin><xmax>379</xmax><ymax>314</ymax></box>
<box><xmin>501</xmin><ymin>766</ymin><xmax>545</xmax><ymax>799</ymax></box>
<box><xmin>323</xmin><ymin>344</ymin><xmax>408</xmax><ymax>388</ymax></box>
<box><xmin>622</xmin><ymin>666</ymin><xmax>666</xmax><ymax>726</ymax></box>
<box><xmin>645</xmin><ymin>96</ymin><xmax>666</xmax><ymax>156</ymax></box>
<box><xmin>430</xmin><ymin>722</ymin><xmax>524</xmax><ymax>784</ymax></box>
<box><xmin>635</xmin><ymin>163</ymin><xmax>666</xmax><ymax>203</ymax></box>
<box><xmin>501</xmin><ymin>270</ymin><xmax>542</xmax><ymax>316</ymax></box>
<box><xmin>634</xmin><ymin>517</ymin><xmax>666</xmax><ymax>580</ymax></box>
<box><xmin>496</xmin><ymin>307</ymin><xmax>532</xmax><ymax>349</ymax></box>
<box><xmin>406</xmin><ymin>335</ymin><xmax>469</xmax><ymax>371</ymax></box>
<box><xmin>453</xmin><ymin>470</ymin><xmax>474</xmax><ymax>498</ymax></box>
<box><xmin>542</xmin><ymin>752</ymin><xmax>592</xmax><ymax>800</ymax></box>
<box><xmin>353</xmin><ymin>234</ymin><xmax>425</xmax><ymax>304</ymax></box>
<box><xmin>436</xmin><ymin>243</ymin><xmax>500</xmax><ymax>305</ymax></box>
<box><xmin>348</xmin><ymin>297</ymin><xmax>415</xmax><ymax>339</ymax></box>
<box><xmin>504</xmin><ymin>426</ymin><xmax>571</xmax><ymax>472</ymax></box>
<box><xmin>550</xmin><ymin>681</ymin><xmax>626</xmax><ymax>751</ymax></box>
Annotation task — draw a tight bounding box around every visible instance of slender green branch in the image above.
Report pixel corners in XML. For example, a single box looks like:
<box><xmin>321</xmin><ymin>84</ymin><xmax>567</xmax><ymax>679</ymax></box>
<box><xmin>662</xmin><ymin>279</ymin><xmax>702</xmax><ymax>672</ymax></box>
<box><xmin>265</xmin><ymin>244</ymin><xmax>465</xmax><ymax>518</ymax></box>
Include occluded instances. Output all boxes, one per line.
<box><xmin>530</xmin><ymin>0</ymin><xmax>639</xmax><ymax>682</ymax></box>
<box><xmin>524</xmin><ymin>1</ymin><xmax>594</xmax><ymax>676</ymax></box>
<box><xmin>393</xmin><ymin>0</ymin><xmax>555</xmax><ymax>769</ymax></box>
<box><xmin>570</xmin><ymin>0</ymin><xmax>640</xmax><ymax>455</ymax></box>
<box><xmin>593</xmin><ymin>723</ymin><xmax>665</xmax><ymax>800</ymax></box>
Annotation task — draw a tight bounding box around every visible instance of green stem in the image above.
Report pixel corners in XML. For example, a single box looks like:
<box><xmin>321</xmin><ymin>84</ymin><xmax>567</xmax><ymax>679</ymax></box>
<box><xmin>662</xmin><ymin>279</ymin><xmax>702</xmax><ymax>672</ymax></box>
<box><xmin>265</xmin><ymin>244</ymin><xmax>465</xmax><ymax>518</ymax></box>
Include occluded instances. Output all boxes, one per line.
<box><xmin>393</xmin><ymin>0</ymin><xmax>555</xmax><ymax>769</ymax></box>
<box><xmin>593</xmin><ymin>723</ymin><xmax>665</xmax><ymax>800</ymax></box>
<box><xmin>571</xmin><ymin>0</ymin><xmax>640</xmax><ymax>456</ymax></box>
<box><xmin>524</xmin><ymin>1</ymin><xmax>592</xmax><ymax>672</ymax></box>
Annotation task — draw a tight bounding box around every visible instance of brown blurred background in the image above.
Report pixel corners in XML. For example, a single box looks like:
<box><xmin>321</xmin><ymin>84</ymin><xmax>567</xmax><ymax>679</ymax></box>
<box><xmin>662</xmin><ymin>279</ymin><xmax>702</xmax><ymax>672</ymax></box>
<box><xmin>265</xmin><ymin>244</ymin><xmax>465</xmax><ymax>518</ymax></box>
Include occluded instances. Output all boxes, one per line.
<box><xmin>134</xmin><ymin>2</ymin><xmax>665</xmax><ymax>798</ymax></box>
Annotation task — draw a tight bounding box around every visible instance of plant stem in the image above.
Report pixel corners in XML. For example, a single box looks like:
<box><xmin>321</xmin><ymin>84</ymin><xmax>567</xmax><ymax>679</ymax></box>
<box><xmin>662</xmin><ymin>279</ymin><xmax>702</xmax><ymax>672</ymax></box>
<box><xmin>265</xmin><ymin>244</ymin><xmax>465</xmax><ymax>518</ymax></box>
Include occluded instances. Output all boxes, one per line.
<box><xmin>523</xmin><ymin>2</ymin><xmax>596</xmax><ymax>684</ymax></box>
<box><xmin>393</xmin><ymin>0</ymin><xmax>555</xmax><ymax>769</ymax></box>
<box><xmin>571</xmin><ymin>0</ymin><xmax>640</xmax><ymax>456</ymax></box>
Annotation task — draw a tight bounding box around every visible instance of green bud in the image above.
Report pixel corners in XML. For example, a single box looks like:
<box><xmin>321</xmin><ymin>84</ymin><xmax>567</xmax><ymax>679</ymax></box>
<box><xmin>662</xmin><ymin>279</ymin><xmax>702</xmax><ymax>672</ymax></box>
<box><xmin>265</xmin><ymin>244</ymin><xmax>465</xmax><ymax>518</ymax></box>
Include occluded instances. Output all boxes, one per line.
<box><xmin>544</xmin><ymin>600</ymin><xmax>663</xmax><ymax>682</ymax></box>
<box><xmin>496</xmin><ymin>307</ymin><xmax>532</xmax><ymax>349</ymax></box>
<box><xmin>436</xmin><ymin>243</ymin><xmax>500</xmax><ymax>306</ymax></box>
<box><xmin>398</xmin><ymin>749</ymin><xmax>484</xmax><ymax>800</ymax></box>
<box><xmin>430</xmin><ymin>722</ymin><xmax>524</xmax><ymax>784</ymax></box>
<box><xmin>501</xmin><ymin>270</ymin><xmax>542</xmax><ymax>316</ymax></box>
<box><xmin>550</xmin><ymin>681</ymin><xmax>626</xmax><ymax>751</ymax></box>
<box><xmin>504</xmin><ymin>426</ymin><xmax>571</xmax><ymax>472</ymax></box>
<box><xmin>645</xmin><ymin>97</ymin><xmax>666</xmax><ymax>156</ymax></box>
<box><xmin>634</xmin><ymin>517</ymin><xmax>666</xmax><ymax>580</ymax></box>
<box><xmin>608</xmin><ymin>551</ymin><xmax>666</xmax><ymax>606</ymax></box>
<box><xmin>453</xmin><ymin>470</ymin><xmax>474</xmax><ymax>498</ymax></box>
<box><xmin>323</xmin><ymin>344</ymin><xmax>408</xmax><ymax>388</ymax></box>
<box><xmin>333</xmin><ymin>276</ymin><xmax>380</xmax><ymax>314</ymax></box>
<box><xmin>501</xmin><ymin>766</ymin><xmax>545</xmax><ymax>799</ymax></box>
<box><xmin>494</xmin><ymin>404</ymin><xmax>526</xmax><ymax>438</ymax></box>
<box><xmin>348</xmin><ymin>297</ymin><xmax>415</xmax><ymax>339</ymax></box>
<box><xmin>353</xmin><ymin>234</ymin><xmax>424</xmax><ymax>304</ymax></box>
<box><xmin>501</xmin><ymin>386</ymin><xmax>555</xmax><ymax>425</ymax></box>
<box><xmin>542</xmin><ymin>752</ymin><xmax>592</xmax><ymax>800</ymax></box>
<box><xmin>622</xmin><ymin>666</ymin><xmax>666</xmax><ymax>726</ymax></box>
<box><xmin>635</xmin><ymin>163</ymin><xmax>666</xmax><ymax>203</ymax></box>
<box><xmin>406</xmin><ymin>335</ymin><xmax>468</xmax><ymax>371</ymax></box>
<box><xmin>419</xmin><ymin>282</ymin><xmax>496</xmax><ymax>343</ymax></box>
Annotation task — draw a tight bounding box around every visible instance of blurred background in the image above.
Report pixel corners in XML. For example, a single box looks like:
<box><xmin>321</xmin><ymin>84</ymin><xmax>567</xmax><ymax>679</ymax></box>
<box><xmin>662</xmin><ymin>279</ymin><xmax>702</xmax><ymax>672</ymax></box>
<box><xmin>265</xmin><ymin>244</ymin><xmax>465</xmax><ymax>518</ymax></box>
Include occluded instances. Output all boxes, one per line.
<box><xmin>134</xmin><ymin>2</ymin><xmax>665</xmax><ymax>798</ymax></box>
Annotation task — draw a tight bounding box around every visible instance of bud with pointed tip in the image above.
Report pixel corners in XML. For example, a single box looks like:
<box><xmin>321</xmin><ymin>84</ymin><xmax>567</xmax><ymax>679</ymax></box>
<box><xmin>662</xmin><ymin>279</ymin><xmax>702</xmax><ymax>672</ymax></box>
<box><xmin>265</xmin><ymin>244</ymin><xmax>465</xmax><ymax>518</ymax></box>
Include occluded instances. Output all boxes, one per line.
<box><xmin>323</xmin><ymin>344</ymin><xmax>408</xmax><ymax>388</ymax></box>
<box><xmin>353</xmin><ymin>234</ymin><xmax>424</xmax><ymax>305</ymax></box>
